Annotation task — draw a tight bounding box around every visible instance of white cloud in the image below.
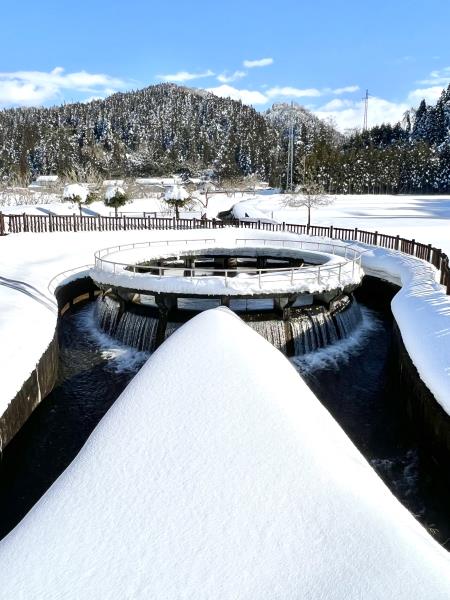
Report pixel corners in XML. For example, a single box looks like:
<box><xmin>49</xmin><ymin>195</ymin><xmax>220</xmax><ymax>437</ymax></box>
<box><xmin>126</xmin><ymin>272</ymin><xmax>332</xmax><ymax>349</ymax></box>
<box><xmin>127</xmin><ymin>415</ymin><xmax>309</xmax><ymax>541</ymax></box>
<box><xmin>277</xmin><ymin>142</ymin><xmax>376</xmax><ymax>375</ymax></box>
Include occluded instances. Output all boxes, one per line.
<box><xmin>314</xmin><ymin>96</ymin><xmax>410</xmax><ymax>132</ymax></box>
<box><xmin>319</xmin><ymin>98</ymin><xmax>354</xmax><ymax>111</ymax></box>
<box><xmin>408</xmin><ymin>86</ymin><xmax>445</xmax><ymax>105</ymax></box>
<box><xmin>417</xmin><ymin>67</ymin><xmax>450</xmax><ymax>86</ymax></box>
<box><xmin>333</xmin><ymin>85</ymin><xmax>359</xmax><ymax>95</ymax></box>
<box><xmin>207</xmin><ymin>84</ymin><xmax>268</xmax><ymax>105</ymax></box>
<box><xmin>217</xmin><ymin>71</ymin><xmax>247</xmax><ymax>83</ymax></box>
<box><xmin>0</xmin><ymin>67</ymin><xmax>128</xmax><ymax>107</ymax></box>
<box><xmin>266</xmin><ymin>86</ymin><xmax>322</xmax><ymax>98</ymax></box>
<box><xmin>243</xmin><ymin>57</ymin><xmax>273</xmax><ymax>68</ymax></box>
<box><xmin>158</xmin><ymin>69</ymin><xmax>214</xmax><ymax>83</ymax></box>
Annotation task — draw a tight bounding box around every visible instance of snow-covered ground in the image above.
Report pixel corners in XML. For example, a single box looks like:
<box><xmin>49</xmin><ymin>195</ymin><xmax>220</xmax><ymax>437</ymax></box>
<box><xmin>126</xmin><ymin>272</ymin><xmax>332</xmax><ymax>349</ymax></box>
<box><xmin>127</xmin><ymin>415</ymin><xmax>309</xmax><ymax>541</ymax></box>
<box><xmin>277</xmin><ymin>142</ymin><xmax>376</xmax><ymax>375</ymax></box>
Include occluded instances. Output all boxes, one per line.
<box><xmin>4</xmin><ymin>189</ymin><xmax>450</xmax><ymax>258</ymax></box>
<box><xmin>0</xmin><ymin>307</ymin><xmax>449</xmax><ymax>599</ymax></box>
<box><xmin>233</xmin><ymin>193</ymin><xmax>450</xmax><ymax>255</ymax></box>
<box><xmin>0</xmin><ymin>189</ymin><xmax>237</xmax><ymax>219</ymax></box>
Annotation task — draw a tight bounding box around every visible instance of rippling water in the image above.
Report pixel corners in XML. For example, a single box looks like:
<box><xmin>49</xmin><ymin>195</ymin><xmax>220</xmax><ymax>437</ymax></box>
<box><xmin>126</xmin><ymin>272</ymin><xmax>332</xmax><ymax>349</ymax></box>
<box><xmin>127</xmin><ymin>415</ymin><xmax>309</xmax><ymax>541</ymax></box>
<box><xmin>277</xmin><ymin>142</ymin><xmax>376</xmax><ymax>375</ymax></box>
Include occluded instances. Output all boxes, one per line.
<box><xmin>0</xmin><ymin>302</ymin><xmax>449</xmax><ymax>548</ymax></box>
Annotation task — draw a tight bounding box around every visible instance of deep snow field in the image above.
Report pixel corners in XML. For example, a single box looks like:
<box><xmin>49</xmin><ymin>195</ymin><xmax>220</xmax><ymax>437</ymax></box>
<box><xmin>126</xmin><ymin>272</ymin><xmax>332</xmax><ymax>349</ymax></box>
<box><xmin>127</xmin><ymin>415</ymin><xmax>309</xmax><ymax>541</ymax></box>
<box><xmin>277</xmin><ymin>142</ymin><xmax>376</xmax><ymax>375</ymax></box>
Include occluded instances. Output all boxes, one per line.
<box><xmin>3</xmin><ymin>189</ymin><xmax>450</xmax><ymax>253</ymax></box>
<box><xmin>232</xmin><ymin>192</ymin><xmax>450</xmax><ymax>255</ymax></box>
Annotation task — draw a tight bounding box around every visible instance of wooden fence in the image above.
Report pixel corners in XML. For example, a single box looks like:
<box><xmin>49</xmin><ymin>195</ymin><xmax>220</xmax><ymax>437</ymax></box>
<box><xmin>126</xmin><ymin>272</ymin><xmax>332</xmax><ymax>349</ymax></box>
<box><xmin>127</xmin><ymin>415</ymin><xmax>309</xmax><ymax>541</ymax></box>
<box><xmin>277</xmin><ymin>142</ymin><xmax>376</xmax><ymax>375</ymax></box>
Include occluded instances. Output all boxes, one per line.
<box><xmin>1</xmin><ymin>211</ymin><xmax>449</xmax><ymax>295</ymax></box>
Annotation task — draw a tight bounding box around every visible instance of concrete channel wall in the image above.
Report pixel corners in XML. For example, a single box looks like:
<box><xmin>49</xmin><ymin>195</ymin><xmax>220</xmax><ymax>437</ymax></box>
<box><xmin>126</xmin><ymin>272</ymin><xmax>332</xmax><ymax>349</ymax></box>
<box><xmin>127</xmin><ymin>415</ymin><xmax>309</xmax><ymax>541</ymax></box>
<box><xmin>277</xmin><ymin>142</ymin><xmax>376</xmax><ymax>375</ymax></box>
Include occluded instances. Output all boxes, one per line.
<box><xmin>0</xmin><ymin>277</ymin><xmax>99</xmax><ymax>449</ymax></box>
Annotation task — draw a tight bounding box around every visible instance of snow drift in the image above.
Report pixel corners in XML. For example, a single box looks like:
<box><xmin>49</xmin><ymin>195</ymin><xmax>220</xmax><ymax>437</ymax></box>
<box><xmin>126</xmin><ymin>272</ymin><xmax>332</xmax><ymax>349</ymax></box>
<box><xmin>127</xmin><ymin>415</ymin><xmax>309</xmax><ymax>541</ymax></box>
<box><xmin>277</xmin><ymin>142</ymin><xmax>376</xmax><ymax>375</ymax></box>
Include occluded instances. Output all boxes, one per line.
<box><xmin>359</xmin><ymin>244</ymin><xmax>450</xmax><ymax>414</ymax></box>
<box><xmin>0</xmin><ymin>307</ymin><xmax>449</xmax><ymax>599</ymax></box>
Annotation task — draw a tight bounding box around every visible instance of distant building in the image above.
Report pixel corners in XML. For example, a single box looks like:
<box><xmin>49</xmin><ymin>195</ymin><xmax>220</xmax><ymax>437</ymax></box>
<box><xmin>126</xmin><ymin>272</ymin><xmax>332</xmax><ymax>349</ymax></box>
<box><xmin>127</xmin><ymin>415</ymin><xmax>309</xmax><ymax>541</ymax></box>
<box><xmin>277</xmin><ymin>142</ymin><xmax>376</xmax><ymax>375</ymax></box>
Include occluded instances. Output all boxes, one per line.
<box><xmin>102</xmin><ymin>179</ymin><xmax>125</xmax><ymax>188</ymax></box>
<box><xmin>29</xmin><ymin>175</ymin><xmax>59</xmax><ymax>189</ymax></box>
<box><xmin>135</xmin><ymin>176</ymin><xmax>182</xmax><ymax>188</ymax></box>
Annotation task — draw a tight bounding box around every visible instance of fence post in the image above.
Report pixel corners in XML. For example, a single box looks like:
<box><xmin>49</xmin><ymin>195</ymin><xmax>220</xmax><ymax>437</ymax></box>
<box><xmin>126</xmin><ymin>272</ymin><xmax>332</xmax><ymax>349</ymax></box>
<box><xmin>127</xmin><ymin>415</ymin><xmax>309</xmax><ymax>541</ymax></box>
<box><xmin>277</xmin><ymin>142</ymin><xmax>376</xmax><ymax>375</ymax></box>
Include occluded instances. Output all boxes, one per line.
<box><xmin>73</xmin><ymin>213</ymin><xmax>78</xmax><ymax>232</ymax></box>
<box><xmin>282</xmin><ymin>222</ymin><xmax>286</xmax><ymax>232</ymax></box>
<box><xmin>373</xmin><ymin>230</ymin><xmax>378</xmax><ymax>246</ymax></box>
<box><xmin>0</xmin><ymin>212</ymin><xmax>4</xmax><ymax>236</ymax></box>
<box><xmin>440</xmin><ymin>254</ymin><xmax>446</xmax><ymax>285</ymax></box>
<box><xmin>23</xmin><ymin>212</ymin><xmax>28</xmax><ymax>233</ymax></box>
<box><xmin>411</xmin><ymin>239</ymin><xmax>416</xmax><ymax>256</ymax></box>
<box><xmin>434</xmin><ymin>249</ymin><xmax>442</xmax><ymax>269</ymax></box>
<box><xmin>329</xmin><ymin>225</ymin><xmax>334</xmax><ymax>239</ymax></box>
<box><xmin>395</xmin><ymin>235</ymin><xmax>400</xmax><ymax>251</ymax></box>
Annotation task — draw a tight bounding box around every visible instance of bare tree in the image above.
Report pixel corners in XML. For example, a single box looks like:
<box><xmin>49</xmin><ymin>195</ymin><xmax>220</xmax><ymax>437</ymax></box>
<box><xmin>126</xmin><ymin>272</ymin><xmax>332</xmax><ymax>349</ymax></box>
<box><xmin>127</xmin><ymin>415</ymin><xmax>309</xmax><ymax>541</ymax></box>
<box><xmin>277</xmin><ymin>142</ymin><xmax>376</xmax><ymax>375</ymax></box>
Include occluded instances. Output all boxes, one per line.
<box><xmin>283</xmin><ymin>181</ymin><xmax>333</xmax><ymax>228</ymax></box>
<box><xmin>192</xmin><ymin>181</ymin><xmax>216</xmax><ymax>213</ymax></box>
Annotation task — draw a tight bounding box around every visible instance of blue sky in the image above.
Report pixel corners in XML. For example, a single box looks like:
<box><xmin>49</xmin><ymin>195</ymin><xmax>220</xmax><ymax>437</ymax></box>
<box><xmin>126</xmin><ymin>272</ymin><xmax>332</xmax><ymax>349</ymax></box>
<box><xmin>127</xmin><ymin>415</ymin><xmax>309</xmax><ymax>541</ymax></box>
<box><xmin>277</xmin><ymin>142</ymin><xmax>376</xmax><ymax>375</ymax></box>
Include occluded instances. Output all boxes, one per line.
<box><xmin>1</xmin><ymin>0</ymin><xmax>449</xmax><ymax>130</ymax></box>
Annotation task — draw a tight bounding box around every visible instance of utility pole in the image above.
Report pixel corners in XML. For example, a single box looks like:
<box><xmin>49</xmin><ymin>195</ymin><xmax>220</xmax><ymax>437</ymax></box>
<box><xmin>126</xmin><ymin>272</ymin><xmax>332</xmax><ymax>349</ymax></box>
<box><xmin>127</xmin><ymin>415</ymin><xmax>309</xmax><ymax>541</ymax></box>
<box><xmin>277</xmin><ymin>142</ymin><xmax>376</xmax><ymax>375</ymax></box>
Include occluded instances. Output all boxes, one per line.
<box><xmin>286</xmin><ymin>101</ymin><xmax>295</xmax><ymax>191</ymax></box>
<box><xmin>362</xmin><ymin>89</ymin><xmax>369</xmax><ymax>131</ymax></box>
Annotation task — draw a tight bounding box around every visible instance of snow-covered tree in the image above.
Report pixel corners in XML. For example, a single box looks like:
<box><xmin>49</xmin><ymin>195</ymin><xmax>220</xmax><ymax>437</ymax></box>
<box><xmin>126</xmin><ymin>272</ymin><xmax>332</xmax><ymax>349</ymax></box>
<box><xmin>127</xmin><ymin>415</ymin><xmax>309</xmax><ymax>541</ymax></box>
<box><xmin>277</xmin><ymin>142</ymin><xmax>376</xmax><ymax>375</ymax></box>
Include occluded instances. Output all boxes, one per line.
<box><xmin>104</xmin><ymin>186</ymin><xmax>129</xmax><ymax>217</ymax></box>
<box><xmin>63</xmin><ymin>183</ymin><xmax>94</xmax><ymax>216</ymax></box>
<box><xmin>164</xmin><ymin>185</ymin><xmax>190</xmax><ymax>219</ymax></box>
<box><xmin>283</xmin><ymin>181</ymin><xmax>333</xmax><ymax>228</ymax></box>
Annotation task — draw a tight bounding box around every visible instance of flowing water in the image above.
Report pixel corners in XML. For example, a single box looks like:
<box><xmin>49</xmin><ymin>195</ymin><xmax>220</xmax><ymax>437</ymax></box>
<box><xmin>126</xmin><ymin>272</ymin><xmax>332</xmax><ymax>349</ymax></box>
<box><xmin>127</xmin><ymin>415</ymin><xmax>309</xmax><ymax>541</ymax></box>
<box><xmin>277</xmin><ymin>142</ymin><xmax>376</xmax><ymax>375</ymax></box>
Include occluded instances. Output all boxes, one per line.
<box><xmin>95</xmin><ymin>295</ymin><xmax>362</xmax><ymax>357</ymax></box>
<box><xmin>0</xmin><ymin>301</ymin><xmax>449</xmax><ymax>548</ymax></box>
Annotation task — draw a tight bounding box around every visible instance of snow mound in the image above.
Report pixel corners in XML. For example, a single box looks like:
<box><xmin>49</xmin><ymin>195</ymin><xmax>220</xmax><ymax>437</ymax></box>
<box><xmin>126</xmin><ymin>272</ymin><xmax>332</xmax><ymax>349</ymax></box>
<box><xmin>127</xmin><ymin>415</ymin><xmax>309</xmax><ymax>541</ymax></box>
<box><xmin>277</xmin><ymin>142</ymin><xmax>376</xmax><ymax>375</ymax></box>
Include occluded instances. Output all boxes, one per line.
<box><xmin>358</xmin><ymin>244</ymin><xmax>450</xmax><ymax>414</ymax></box>
<box><xmin>0</xmin><ymin>307</ymin><xmax>449</xmax><ymax>598</ymax></box>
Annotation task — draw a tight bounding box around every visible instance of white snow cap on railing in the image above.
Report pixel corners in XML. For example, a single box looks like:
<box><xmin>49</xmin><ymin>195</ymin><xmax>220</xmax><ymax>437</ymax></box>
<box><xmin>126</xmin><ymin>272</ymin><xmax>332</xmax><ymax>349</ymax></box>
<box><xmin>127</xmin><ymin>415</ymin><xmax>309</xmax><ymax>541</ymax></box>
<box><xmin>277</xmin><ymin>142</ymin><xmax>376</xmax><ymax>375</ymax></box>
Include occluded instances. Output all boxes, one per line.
<box><xmin>90</xmin><ymin>236</ymin><xmax>363</xmax><ymax>295</ymax></box>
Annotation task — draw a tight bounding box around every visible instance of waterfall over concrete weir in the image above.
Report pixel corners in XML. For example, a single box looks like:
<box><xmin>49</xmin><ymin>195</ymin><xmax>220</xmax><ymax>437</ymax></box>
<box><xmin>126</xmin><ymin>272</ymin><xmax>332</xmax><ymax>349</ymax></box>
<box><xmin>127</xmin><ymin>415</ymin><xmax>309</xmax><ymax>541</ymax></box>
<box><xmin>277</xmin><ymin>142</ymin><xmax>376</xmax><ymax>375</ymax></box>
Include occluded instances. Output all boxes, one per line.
<box><xmin>94</xmin><ymin>295</ymin><xmax>362</xmax><ymax>357</ymax></box>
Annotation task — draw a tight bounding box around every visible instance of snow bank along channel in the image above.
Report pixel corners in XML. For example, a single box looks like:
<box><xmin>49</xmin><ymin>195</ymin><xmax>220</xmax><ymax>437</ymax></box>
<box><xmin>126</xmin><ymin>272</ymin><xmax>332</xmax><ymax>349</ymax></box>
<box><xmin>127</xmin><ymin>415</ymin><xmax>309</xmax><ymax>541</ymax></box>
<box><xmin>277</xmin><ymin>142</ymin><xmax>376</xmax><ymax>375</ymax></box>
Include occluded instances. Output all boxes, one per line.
<box><xmin>91</xmin><ymin>236</ymin><xmax>363</xmax><ymax>297</ymax></box>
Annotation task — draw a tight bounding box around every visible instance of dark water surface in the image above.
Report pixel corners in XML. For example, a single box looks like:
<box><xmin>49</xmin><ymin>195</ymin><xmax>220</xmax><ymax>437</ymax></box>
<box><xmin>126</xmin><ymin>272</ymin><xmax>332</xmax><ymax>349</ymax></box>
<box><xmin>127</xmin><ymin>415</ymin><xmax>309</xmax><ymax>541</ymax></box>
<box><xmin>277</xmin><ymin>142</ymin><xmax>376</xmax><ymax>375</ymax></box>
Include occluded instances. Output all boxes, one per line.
<box><xmin>0</xmin><ymin>302</ymin><xmax>449</xmax><ymax>548</ymax></box>
<box><xmin>297</xmin><ymin>308</ymin><xmax>450</xmax><ymax>549</ymax></box>
<box><xmin>0</xmin><ymin>306</ymin><xmax>145</xmax><ymax>540</ymax></box>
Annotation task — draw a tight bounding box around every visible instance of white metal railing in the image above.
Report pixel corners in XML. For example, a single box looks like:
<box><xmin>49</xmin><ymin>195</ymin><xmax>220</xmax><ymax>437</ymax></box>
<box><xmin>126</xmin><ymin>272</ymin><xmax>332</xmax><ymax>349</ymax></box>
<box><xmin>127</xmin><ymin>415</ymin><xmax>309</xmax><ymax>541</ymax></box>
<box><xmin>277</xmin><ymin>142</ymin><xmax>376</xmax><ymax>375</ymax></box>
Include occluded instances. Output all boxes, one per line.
<box><xmin>92</xmin><ymin>237</ymin><xmax>363</xmax><ymax>290</ymax></box>
<box><xmin>47</xmin><ymin>264</ymin><xmax>93</xmax><ymax>295</ymax></box>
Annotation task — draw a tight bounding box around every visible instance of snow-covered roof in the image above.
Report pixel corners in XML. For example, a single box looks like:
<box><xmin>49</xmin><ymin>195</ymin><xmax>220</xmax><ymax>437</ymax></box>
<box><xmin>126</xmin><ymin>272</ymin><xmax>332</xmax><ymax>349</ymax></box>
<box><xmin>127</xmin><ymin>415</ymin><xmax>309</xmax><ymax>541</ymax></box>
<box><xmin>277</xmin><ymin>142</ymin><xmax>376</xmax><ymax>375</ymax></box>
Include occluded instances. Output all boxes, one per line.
<box><xmin>0</xmin><ymin>307</ymin><xmax>449</xmax><ymax>598</ymax></box>
<box><xmin>102</xmin><ymin>179</ymin><xmax>124</xmax><ymax>187</ymax></box>
<box><xmin>164</xmin><ymin>184</ymin><xmax>189</xmax><ymax>201</ymax></box>
<box><xmin>35</xmin><ymin>175</ymin><xmax>59</xmax><ymax>183</ymax></box>
<box><xmin>63</xmin><ymin>183</ymin><xmax>89</xmax><ymax>201</ymax></box>
<box><xmin>136</xmin><ymin>177</ymin><xmax>182</xmax><ymax>186</ymax></box>
<box><xmin>135</xmin><ymin>178</ymin><xmax>165</xmax><ymax>186</ymax></box>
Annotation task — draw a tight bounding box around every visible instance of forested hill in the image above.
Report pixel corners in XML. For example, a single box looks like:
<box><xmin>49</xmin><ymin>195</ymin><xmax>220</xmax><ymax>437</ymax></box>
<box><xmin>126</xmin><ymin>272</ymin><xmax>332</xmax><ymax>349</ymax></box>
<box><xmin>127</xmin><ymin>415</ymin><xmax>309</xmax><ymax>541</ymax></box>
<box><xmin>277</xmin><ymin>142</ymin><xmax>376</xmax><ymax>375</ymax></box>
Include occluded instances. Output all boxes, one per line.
<box><xmin>313</xmin><ymin>85</ymin><xmax>450</xmax><ymax>194</ymax></box>
<box><xmin>0</xmin><ymin>84</ymin><xmax>278</xmax><ymax>182</ymax></box>
<box><xmin>2</xmin><ymin>82</ymin><xmax>450</xmax><ymax>193</ymax></box>
<box><xmin>264</xmin><ymin>102</ymin><xmax>341</xmax><ymax>151</ymax></box>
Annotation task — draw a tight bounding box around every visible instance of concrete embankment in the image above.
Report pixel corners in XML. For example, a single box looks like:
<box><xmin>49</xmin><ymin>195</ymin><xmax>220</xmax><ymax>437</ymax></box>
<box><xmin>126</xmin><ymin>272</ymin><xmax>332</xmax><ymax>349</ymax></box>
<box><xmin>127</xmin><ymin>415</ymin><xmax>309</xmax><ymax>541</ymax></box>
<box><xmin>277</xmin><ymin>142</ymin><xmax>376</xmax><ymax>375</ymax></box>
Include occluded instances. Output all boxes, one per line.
<box><xmin>0</xmin><ymin>277</ymin><xmax>99</xmax><ymax>449</ymax></box>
